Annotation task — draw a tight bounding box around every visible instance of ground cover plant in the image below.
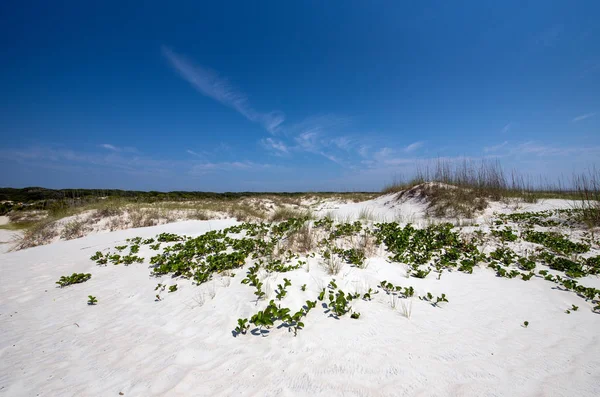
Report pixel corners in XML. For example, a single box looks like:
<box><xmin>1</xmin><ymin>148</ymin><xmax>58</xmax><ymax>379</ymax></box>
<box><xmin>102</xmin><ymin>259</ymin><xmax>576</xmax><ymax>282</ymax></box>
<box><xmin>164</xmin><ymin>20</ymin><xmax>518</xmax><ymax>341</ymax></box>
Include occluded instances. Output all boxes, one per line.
<box><xmin>77</xmin><ymin>189</ymin><xmax>600</xmax><ymax>339</ymax></box>
<box><xmin>56</xmin><ymin>273</ymin><xmax>92</xmax><ymax>288</ymax></box>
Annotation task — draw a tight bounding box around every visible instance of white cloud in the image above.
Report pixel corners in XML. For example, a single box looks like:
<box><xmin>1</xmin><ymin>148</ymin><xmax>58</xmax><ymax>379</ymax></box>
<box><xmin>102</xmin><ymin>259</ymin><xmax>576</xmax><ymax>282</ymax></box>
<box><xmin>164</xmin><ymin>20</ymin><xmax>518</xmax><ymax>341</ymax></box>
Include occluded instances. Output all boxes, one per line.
<box><xmin>295</xmin><ymin>131</ymin><xmax>320</xmax><ymax>151</ymax></box>
<box><xmin>261</xmin><ymin>138</ymin><xmax>288</xmax><ymax>155</ymax></box>
<box><xmin>404</xmin><ymin>141</ymin><xmax>424</xmax><ymax>153</ymax></box>
<box><xmin>331</xmin><ymin>136</ymin><xmax>352</xmax><ymax>151</ymax></box>
<box><xmin>572</xmin><ymin>112</ymin><xmax>597</xmax><ymax>122</ymax></box>
<box><xmin>512</xmin><ymin>141</ymin><xmax>600</xmax><ymax>157</ymax></box>
<box><xmin>186</xmin><ymin>149</ymin><xmax>202</xmax><ymax>157</ymax></box>
<box><xmin>357</xmin><ymin>145</ymin><xmax>369</xmax><ymax>158</ymax></box>
<box><xmin>99</xmin><ymin>144</ymin><xmax>138</xmax><ymax>153</ymax></box>
<box><xmin>189</xmin><ymin>161</ymin><xmax>271</xmax><ymax>175</ymax></box>
<box><xmin>162</xmin><ymin>46</ymin><xmax>284</xmax><ymax>133</ymax></box>
<box><xmin>484</xmin><ymin>141</ymin><xmax>508</xmax><ymax>153</ymax></box>
<box><xmin>100</xmin><ymin>144</ymin><xmax>118</xmax><ymax>151</ymax></box>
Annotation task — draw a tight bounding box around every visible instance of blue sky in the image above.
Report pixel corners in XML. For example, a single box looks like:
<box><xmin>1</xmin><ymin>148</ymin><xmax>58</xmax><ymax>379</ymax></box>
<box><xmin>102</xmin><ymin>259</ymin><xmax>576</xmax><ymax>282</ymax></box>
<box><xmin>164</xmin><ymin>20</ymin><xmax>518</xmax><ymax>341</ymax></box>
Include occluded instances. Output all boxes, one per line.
<box><xmin>1</xmin><ymin>1</ymin><xmax>599</xmax><ymax>191</ymax></box>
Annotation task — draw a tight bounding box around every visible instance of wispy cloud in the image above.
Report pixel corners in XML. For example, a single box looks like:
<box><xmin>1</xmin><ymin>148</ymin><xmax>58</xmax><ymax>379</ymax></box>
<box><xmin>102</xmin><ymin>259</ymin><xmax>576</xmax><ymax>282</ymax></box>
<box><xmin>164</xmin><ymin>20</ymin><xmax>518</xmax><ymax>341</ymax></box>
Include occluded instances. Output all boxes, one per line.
<box><xmin>294</xmin><ymin>131</ymin><xmax>320</xmax><ymax>152</ymax></box>
<box><xmin>162</xmin><ymin>46</ymin><xmax>284</xmax><ymax>133</ymax></box>
<box><xmin>190</xmin><ymin>161</ymin><xmax>271</xmax><ymax>175</ymax></box>
<box><xmin>186</xmin><ymin>149</ymin><xmax>202</xmax><ymax>157</ymax></box>
<box><xmin>99</xmin><ymin>143</ymin><xmax>138</xmax><ymax>153</ymax></box>
<box><xmin>357</xmin><ymin>145</ymin><xmax>369</xmax><ymax>158</ymax></box>
<box><xmin>511</xmin><ymin>141</ymin><xmax>600</xmax><ymax>157</ymax></box>
<box><xmin>404</xmin><ymin>141</ymin><xmax>424</xmax><ymax>153</ymax></box>
<box><xmin>331</xmin><ymin>136</ymin><xmax>352</xmax><ymax>151</ymax></box>
<box><xmin>484</xmin><ymin>141</ymin><xmax>508</xmax><ymax>153</ymax></box>
<box><xmin>261</xmin><ymin>138</ymin><xmax>288</xmax><ymax>155</ymax></box>
<box><xmin>100</xmin><ymin>144</ymin><xmax>118</xmax><ymax>151</ymax></box>
<box><xmin>572</xmin><ymin>112</ymin><xmax>597</xmax><ymax>122</ymax></box>
<box><xmin>502</xmin><ymin>123</ymin><xmax>512</xmax><ymax>133</ymax></box>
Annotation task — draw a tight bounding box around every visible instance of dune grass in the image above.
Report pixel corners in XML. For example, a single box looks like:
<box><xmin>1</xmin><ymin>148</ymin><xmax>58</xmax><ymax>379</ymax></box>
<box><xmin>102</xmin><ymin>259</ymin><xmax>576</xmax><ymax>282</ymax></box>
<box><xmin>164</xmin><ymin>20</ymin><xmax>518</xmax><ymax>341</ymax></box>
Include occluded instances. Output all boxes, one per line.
<box><xmin>383</xmin><ymin>159</ymin><xmax>599</xmax><ymax>220</ymax></box>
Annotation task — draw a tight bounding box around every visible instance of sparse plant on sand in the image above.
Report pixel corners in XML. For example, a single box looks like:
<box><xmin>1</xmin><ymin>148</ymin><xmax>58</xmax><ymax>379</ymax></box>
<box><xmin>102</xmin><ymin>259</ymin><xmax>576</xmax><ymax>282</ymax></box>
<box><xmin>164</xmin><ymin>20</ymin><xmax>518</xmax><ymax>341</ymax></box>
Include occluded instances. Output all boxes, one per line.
<box><xmin>87</xmin><ymin>295</ymin><xmax>98</xmax><ymax>305</ymax></box>
<box><xmin>234</xmin><ymin>318</ymin><xmax>250</xmax><ymax>335</ymax></box>
<box><xmin>56</xmin><ymin>273</ymin><xmax>91</xmax><ymax>288</ymax></box>
<box><xmin>400</xmin><ymin>299</ymin><xmax>413</xmax><ymax>319</ymax></box>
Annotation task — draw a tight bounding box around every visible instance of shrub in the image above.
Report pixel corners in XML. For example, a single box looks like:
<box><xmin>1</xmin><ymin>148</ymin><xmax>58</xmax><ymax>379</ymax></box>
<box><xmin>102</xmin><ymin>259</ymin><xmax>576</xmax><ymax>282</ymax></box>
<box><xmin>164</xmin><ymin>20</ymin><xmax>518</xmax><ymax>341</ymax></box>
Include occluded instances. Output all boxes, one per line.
<box><xmin>16</xmin><ymin>219</ymin><xmax>58</xmax><ymax>249</ymax></box>
<box><xmin>270</xmin><ymin>208</ymin><xmax>309</xmax><ymax>222</ymax></box>
<box><xmin>61</xmin><ymin>219</ymin><xmax>90</xmax><ymax>240</ymax></box>
<box><xmin>56</xmin><ymin>273</ymin><xmax>92</xmax><ymax>287</ymax></box>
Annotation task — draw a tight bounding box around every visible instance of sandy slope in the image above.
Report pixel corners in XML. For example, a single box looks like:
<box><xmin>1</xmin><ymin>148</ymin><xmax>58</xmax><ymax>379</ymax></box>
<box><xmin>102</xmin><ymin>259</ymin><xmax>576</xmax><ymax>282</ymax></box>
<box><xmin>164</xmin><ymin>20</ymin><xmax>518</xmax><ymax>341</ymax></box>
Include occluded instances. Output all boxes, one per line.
<box><xmin>2</xmin><ymin>204</ymin><xmax>600</xmax><ymax>396</ymax></box>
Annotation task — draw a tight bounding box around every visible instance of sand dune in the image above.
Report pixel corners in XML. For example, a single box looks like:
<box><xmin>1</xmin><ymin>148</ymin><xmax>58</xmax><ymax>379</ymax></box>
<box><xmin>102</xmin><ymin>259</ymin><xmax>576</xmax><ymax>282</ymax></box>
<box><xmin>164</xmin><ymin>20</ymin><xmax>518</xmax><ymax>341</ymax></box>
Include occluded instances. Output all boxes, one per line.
<box><xmin>1</xmin><ymin>198</ymin><xmax>599</xmax><ymax>396</ymax></box>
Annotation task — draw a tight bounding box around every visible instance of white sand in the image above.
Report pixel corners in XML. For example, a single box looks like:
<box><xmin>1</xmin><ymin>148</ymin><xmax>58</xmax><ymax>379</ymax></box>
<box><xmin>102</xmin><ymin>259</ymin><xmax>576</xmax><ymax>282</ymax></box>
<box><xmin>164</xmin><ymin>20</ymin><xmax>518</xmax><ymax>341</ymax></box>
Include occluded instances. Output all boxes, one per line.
<box><xmin>1</xmin><ymin>201</ymin><xmax>600</xmax><ymax>396</ymax></box>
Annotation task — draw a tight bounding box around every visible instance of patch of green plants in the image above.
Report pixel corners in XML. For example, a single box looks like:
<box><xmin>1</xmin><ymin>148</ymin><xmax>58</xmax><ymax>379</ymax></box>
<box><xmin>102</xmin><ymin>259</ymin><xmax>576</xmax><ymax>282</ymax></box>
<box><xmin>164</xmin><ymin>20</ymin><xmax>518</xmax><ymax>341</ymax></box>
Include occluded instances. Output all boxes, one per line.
<box><xmin>490</xmin><ymin>264</ymin><xmax>521</xmax><ymax>279</ymax></box>
<box><xmin>524</xmin><ymin>230</ymin><xmax>590</xmax><ymax>256</ymax></box>
<box><xmin>496</xmin><ymin>211</ymin><xmax>560</xmax><ymax>228</ymax></box>
<box><xmin>262</xmin><ymin>259</ymin><xmax>303</xmax><ymax>273</ymax></box>
<box><xmin>90</xmin><ymin>251</ymin><xmax>108</xmax><ymax>265</ymax></box>
<box><xmin>340</xmin><ymin>248</ymin><xmax>366</xmax><ymax>267</ymax></box>
<box><xmin>127</xmin><ymin>236</ymin><xmax>142</xmax><ymax>245</ymax></box>
<box><xmin>379</xmin><ymin>281</ymin><xmax>415</xmax><ymax>298</ymax></box>
<box><xmin>517</xmin><ymin>257</ymin><xmax>536</xmax><ymax>271</ymax></box>
<box><xmin>565</xmin><ymin>304</ymin><xmax>579</xmax><ymax>314</ymax></box>
<box><xmin>156</xmin><ymin>232</ymin><xmax>186</xmax><ymax>242</ymax></box>
<box><xmin>275</xmin><ymin>278</ymin><xmax>292</xmax><ymax>300</ymax></box>
<box><xmin>327</xmin><ymin>289</ymin><xmax>355</xmax><ymax>317</ymax></box>
<box><xmin>234</xmin><ymin>318</ymin><xmax>250</xmax><ymax>335</ymax></box>
<box><xmin>537</xmin><ymin>251</ymin><xmax>586</xmax><ymax>278</ymax></box>
<box><xmin>488</xmin><ymin>247</ymin><xmax>516</xmax><ymax>266</ymax></box>
<box><xmin>419</xmin><ymin>292</ymin><xmax>449</xmax><ymax>307</ymax></box>
<box><xmin>585</xmin><ymin>255</ymin><xmax>600</xmax><ymax>275</ymax></box>
<box><xmin>56</xmin><ymin>273</ymin><xmax>91</xmax><ymax>287</ymax></box>
<box><xmin>411</xmin><ymin>267</ymin><xmax>431</xmax><ymax>279</ymax></box>
<box><xmin>521</xmin><ymin>272</ymin><xmax>534</xmax><ymax>281</ymax></box>
<box><xmin>491</xmin><ymin>226</ymin><xmax>518</xmax><ymax>242</ymax></box>
<box><xmin>330</xmin><ymin>221</ymin><xmax>363</xmax><ymax>239</ymax></box>
<box><xmin>122</xmin><ymin>255</ymin><xmax>144</xmax><ymax>265</ymax></box>
<box><xmin>238</xmin><ymin>296</ymin><xmax>317</xmax><ymax>337</ymax></box>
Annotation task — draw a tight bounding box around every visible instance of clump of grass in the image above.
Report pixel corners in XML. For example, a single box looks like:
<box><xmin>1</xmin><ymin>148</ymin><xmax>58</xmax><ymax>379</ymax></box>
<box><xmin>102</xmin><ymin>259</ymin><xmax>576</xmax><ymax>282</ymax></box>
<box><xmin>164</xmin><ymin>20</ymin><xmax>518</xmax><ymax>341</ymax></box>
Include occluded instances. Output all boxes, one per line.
<box><xmin>92</xmin><ymin>199</ymin><xmax>124</xmax><ymax>219</ymax></box>
<box><xmin>322</xmin><ymin>251</ymin><xmax>342</xmax><ymax>275</ymax></box>
<box><xmin>129</xmin><ymin>208</ymin><xmax>161</xmax><ymax>228</ymax></box>
<box><xmin>295</xmin><ymin>224</ymin><xmax>315</xmax><ymax>253</ymax></box>
<box><xmin>573</xmin><ymin>168</ymin><xmax>600</xmax><ymax>227</ymax></box>
<box><xmin>270</xmin><ymin>207</ymin><xmax>310</xmax><ymax>222</ymax></box>
<box><xmin>381</xmin><ymin>159</ymin><xmax>585</xmax><ymax>215</ymax></box>
<box><xmin>190</xmin><ymin>209</ymin><xmax>210</xmax><ymax>220</ymax></box>
<box><xmin>358</xmin><ymin>208</ymin><xmax>376</xmax><ymax>222</ymax></box>
<box><xmin>61</xmin><ymin>219</ymin><xmax>91</xmax><ymax>240</ymax></box>
<box><xmin>15</xmin><ymin>219</ymin><xmax>58</xmax><ymax>249</ymax></box>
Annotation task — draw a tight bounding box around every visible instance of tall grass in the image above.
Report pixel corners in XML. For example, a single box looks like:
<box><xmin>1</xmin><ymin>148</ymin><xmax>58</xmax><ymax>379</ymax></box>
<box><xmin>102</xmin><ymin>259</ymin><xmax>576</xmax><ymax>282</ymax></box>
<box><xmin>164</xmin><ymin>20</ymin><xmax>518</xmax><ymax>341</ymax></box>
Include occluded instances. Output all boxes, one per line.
<box><xmin>382</xmin><ymin>159</ymin><xmax>598</xmax><ymax>219</ymax></box>
<box><xmin>573</xmin><ymin>167</ymin><xmax>600</xmax><ymax>227</ymax></box>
